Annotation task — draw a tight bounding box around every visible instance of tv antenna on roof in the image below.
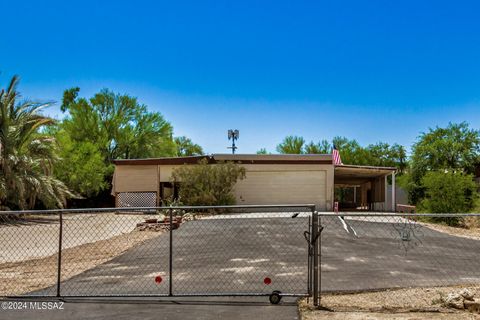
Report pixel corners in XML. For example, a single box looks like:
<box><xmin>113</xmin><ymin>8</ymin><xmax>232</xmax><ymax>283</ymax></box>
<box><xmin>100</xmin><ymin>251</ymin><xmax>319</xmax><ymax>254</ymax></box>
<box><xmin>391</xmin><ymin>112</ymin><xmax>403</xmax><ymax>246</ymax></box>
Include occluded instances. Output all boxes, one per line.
<box><xmin>227</xmin><ymin>129</ymin><xmax>239</xmax><ymax>154</ymax></box>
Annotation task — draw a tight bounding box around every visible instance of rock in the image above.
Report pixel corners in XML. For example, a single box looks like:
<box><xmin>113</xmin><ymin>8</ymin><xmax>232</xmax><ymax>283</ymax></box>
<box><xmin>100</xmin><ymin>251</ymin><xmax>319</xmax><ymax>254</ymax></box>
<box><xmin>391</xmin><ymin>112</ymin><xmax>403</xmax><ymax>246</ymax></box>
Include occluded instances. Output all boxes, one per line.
<box><xmin>183</xmin><ymin>213</ymin><xmax>195</xmax><ymax>222</ymax></box>
<box><xmin>459</xmin><ymin>288</ymin><xmax>475</xmax><ymax>301</ymax></box>
<box><xmin>135</xmin><ymin>222</ymin><xmax>168</xmax><ymax>232</ymax></box>
<box><xmin>444</xmin><ymin>293</ymin><xmax>464</xmax><ymax>309</ymax></box>
<box><xmin>464</xmin><ymin>299</ymin><xmax>480</xmax><ymax>313</ymax></box>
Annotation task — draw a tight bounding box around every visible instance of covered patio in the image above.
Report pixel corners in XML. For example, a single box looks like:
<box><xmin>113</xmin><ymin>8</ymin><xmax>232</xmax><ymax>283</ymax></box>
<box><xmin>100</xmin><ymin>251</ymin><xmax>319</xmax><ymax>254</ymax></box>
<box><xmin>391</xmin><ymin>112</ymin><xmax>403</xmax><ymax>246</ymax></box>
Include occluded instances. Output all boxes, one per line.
<box><xmin>334</xmin><ymin>164</ymin><xmax>397</xmax><ymax>211</ymax></box>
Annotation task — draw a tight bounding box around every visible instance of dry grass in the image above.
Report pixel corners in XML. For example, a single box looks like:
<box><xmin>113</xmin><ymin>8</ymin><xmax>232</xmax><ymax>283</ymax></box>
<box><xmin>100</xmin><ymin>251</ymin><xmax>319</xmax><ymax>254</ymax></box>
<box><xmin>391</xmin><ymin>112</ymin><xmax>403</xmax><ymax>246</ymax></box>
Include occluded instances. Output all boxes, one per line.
<box><xmin>299</xmin><ymin>285</ymin><xmax>480</xmax><ymax>320</ymax></box>
<box><xmin>300</xmin><ymin>310</ymin><xmax>480</xmax><ymax>320</ymax></box>
<box><xmin>463</xmin><ymin>216</ymin><xmax>480</xmax><ymax>229</ymax></box>
<box><xmin>0</xmin><ymin>230</ymin><xmax>161</xmax><ymax>296</ymax></box>
<box><xmin>417</xmin><ymin>220</ymin><xmax>480</xmax><ymax>240</ymax></box>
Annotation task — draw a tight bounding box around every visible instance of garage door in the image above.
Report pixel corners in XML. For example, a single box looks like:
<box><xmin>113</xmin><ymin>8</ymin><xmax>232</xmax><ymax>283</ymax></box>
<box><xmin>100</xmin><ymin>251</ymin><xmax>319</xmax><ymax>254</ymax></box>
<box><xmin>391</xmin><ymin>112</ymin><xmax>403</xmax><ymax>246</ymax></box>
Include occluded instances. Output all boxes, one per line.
<box><xmin>234</xmin><ymin>170</ymin><xmax>326</xmax><ymax>209</ymax></box>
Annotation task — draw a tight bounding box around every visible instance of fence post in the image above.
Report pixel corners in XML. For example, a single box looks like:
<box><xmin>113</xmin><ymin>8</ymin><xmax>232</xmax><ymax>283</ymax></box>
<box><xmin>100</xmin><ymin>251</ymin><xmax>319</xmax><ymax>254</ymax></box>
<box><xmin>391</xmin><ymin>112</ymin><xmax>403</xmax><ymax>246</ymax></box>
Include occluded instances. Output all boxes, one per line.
<box><xmin>312</xmin><ymin>207</ymin><xmax>319</xmax><ymax>307</ymax></box>
<box><xmin>56</xmin><ymin>210</ymin><xmax>63</xmax><ymax>297</ymax></box>
<box><xmin>318</xmin><ymin>213</ymin><xmax>322</xmax><ymax>307</ymax></box>
<box><xmin>168</xmin><ymin>207</ymin><xmax>173</xmax><ymax>296</ymax></box>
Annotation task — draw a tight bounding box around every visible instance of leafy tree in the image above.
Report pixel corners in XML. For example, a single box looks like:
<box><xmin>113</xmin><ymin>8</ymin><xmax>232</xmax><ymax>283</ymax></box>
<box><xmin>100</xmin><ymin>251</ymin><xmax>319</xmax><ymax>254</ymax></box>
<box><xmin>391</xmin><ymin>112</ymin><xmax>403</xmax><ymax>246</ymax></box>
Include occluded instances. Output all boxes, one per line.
<box><xmin>406</xmin><ymin>122</ymin><xmax>480</xmax><ymax>204</ymax></box>
<box><xmin>60</xmin><ymin>88</ymin><xmax>176</xmax><ymax>162</ymax></box>
<box><xmin>331</xmin><ymin>136</ymin><xmax>369</xmax><ymax>165</ymax></box>
<box><xmin>419</xmin><ymin>171</ymin><xmax>477</xmax><ymax>225</ymax></box>
<box><xmin>172</xmin><ymin>159</ymin><xmax>246</xmax><ymax>206</ymax></box>
<box><xmin>174</xmin><ymin>136</ymin><xmax>203</xmax><ymax>156</ymax></box>
<box><xmin>364</xmin><ymin>142</ymin><xmax>407</xmax><ymax>173</ymax></box>
<box><xmin>411</xmin><ymin>122</ymin><xmax>480</xmax><ymax>176</ymax></box>
<box><xmin>256</xmin><ymin>148</ymin><xmax>269</xmax><ymax>154</ymax></box>
<box><xmin>276</xmin><ymin>136</ymin><xmax>305</xmax><ymax>154</ymax></box>
<box><xmin>304</xmin><ymin>140</ymin><xmax>331</xmax><ymax>154</ymax></box>
<box><xmin>55</xmin><ymin>88</ymin><xmax>177</xmax><ymax>197</ymax></box>
<box><xmin>275</xmin><ymin>135</ymin><xmax>407</xmax><ymax>173</ymax></box>
<box><xmin>54</xmin><ymin>131</ymin><xmax>108</xmax><ymax>197</ymax></box>
<box><xmin>0</xmin><ymin>76</ymin><xmax>74</xmax><ymax>209</ymax></box>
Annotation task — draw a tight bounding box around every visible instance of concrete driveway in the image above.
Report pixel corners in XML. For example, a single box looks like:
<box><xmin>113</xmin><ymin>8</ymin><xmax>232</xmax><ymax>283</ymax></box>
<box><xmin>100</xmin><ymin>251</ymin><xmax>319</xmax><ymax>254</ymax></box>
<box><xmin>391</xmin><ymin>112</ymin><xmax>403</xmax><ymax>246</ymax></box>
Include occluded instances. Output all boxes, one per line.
<box><xmin>321</xmin><ymin>215</ymin><xmax>480</xmax><ymax>292</ymax></box>
<box><xmin>39</xmin><ymin>215</ymin><xmax>311</xmax><ymax>297</ymax></box>
<box><xmin>31</xmin><ymin>213</ymin><xmax>480</xmax><ymax>296</ymax></box>
<box><xmin>0</xmin><ymin>296</ymin><xmax>300</xmax><ymax>320</ymax></box>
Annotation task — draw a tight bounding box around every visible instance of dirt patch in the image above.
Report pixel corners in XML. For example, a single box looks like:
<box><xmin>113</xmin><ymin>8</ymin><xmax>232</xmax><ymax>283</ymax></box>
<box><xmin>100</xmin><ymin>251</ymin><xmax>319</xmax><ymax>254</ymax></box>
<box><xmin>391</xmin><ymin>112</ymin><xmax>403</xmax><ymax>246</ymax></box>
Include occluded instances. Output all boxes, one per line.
<box><xmin>299</xmin><ymin>285</ymin><xmax>480</xmax><ymax>319</ymax></box>
<box><xmin>300</xmin><ymin>310</ymin><xmax>480</xmax><ymax>320</ymax></box>
<box><xmin>417</xmin><ymin>221</ymin><xmax>480</xmax><ymax>241</ymax></box>
<box><xmin>0</xmin><ymin>230</ymin><xmax>161</xmax><ymax>296</ymax></box>
<box><xmin>0</xmin><ymin>213</ymin><xmax>151</xmax><ymax>263</ymax></box>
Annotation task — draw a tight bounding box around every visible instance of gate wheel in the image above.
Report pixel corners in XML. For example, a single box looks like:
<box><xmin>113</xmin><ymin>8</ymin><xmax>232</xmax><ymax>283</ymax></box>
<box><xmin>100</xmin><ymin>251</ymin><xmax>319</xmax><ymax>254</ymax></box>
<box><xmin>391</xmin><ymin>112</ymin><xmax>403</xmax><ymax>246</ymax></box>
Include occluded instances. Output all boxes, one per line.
<box><xmin>269</xmin><ymin>290</ymin><xmax>282</xmax><ymax>304</ymax></box>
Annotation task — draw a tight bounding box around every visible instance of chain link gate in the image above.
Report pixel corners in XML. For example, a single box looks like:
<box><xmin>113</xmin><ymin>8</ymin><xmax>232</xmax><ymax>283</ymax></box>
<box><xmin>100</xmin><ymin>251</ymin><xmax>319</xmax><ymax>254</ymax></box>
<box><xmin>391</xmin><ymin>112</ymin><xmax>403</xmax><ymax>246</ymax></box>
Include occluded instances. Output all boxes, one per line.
<box><xmin>1</xmin><ymin>205</ymin><xmax>320</xmax><ymax>306</ymax></box>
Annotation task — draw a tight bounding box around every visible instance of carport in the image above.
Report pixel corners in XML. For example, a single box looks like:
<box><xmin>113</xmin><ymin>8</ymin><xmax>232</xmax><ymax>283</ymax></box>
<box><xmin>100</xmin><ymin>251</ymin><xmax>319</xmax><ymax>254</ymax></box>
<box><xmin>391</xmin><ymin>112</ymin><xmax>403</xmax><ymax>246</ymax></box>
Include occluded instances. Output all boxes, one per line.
<box><xmin>334</xmin><ymin>164</ymin><xmax>397</xmax><ymax>211</ymax></box>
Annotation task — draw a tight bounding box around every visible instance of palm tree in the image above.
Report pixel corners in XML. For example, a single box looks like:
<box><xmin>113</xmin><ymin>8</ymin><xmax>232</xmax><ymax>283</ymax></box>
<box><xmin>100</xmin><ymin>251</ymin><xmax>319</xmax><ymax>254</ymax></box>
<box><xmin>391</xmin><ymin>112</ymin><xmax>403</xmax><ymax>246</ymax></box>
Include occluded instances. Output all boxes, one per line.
<box><xmin>0</xmin><ymin>75</ymin><xmax>73</xmax><ymax>210</ymax></box>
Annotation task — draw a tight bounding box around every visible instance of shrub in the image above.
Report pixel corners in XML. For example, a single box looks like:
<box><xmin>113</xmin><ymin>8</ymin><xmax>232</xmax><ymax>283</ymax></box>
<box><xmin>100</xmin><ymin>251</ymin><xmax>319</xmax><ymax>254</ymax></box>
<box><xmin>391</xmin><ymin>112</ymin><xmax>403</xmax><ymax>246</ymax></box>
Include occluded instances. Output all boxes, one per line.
<box><xmin>171</xmin><ymin>159</ymin><xmax>246</xmax><ymax>206</ymax></box>
<box><xmin>418</xmin><ymin>171</ymin><xmax>478</xmax><ymax>226</ymax></box>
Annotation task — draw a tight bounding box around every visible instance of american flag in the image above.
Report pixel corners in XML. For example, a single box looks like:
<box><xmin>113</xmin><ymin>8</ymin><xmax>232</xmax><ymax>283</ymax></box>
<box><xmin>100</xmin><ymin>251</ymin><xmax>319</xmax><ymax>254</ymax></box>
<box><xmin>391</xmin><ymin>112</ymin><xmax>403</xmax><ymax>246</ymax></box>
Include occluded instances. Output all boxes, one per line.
<box><xmin>332</xmin><ymin>145</ymin><xmax>343</xmax><ymax>165</ymax></box>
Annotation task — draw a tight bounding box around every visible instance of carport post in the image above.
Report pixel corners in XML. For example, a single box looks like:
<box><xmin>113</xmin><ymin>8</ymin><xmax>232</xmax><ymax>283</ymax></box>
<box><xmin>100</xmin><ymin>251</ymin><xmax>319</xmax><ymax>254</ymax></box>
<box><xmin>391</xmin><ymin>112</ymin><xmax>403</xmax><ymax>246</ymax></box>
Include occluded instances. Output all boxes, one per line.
<box><xmin>56</xmin><ymin>210</ymin><xmax>63</xmax><ymax>297</ymax></box>
<box><xmin>169</xmin><ymin>207</ymin><xmax>173</xmax><ymax>296</ymax></box>
<box><xmin>392</xmin><ymin>172</ymin><xmax>396</xmax><ymax>212</ymax></box>
<box><xmin>384</xmin><ymin>176</ymin><xmax>388</xmax><ymax>211</ymax></box>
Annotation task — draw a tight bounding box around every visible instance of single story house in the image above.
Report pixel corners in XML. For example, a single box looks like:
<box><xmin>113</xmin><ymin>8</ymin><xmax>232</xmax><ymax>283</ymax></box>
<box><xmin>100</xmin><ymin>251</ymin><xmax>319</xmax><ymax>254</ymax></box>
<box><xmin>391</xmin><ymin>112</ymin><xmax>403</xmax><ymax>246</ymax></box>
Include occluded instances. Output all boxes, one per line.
<box><xmin>112</xmin><ymin>154</ymin><xmax>397</xmax><ymax>211</ymax></box>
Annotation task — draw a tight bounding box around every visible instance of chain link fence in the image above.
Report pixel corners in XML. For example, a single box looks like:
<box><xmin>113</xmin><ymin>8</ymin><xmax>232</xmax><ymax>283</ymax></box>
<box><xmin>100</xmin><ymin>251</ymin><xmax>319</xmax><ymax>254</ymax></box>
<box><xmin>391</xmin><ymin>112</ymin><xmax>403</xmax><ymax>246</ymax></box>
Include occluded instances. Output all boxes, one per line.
<box><xmin>317</xmin><ymin>212</ymin><xmax>480</xmax><ymax>312</ymax></box>
<box><xmin>2</xmin><ymin>207</ymin><xmax>480</xmax><ymax>310</ymax></box>
<box><xmin>0</xmin><ymin>205</ymin><xmax>318</xmax><ymax>304</ymax></box>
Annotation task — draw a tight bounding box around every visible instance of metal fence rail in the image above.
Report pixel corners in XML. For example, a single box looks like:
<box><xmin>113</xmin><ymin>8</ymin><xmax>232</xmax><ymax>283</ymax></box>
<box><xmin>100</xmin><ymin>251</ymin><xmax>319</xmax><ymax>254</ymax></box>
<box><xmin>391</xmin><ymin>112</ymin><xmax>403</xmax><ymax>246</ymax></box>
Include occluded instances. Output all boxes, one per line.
<box><xmin>0</xmin><ymin>204</ymin><xmax>320</xmax><ymax>305</ymax></box>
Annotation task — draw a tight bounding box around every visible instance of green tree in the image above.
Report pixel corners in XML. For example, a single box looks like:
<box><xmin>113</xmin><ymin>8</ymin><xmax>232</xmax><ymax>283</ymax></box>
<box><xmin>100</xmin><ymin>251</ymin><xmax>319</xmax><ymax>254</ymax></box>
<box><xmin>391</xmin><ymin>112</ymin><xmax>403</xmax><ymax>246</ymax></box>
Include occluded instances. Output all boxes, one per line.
<box><xmin>56</xmin><ymin>88</ymin><xmax>177</xmax><ymax>197</ymax></box>
<box><xmin>276</xmin><ymin>136</ymin><xmax>305</xmax><ymax>154</ymax></box>
<box><xmin>54</xmin><ymin>131</ymin><xmax>108</xmax><ymax>197</ymax></box>
<box><xmin>256</xmin><ymin>148</ymin><xmax>269</xmax><ymax>154</ymax></box>
<box><xmin>0</xmin><ymin>76</ymin><xmax>74</xmax><ymax>209</ymax></box>
<box><xmin>172</xmin><ymin>159</ymin><xmax>246</xmax><ymax>206</ymax></box>
<box><xmin>331</xmin><ymin>136</ymin><xmax>369</xmax><ymax>165</ymax></box>
<box><xmin>419</xmin><ymin>171</ymin><xmax>478</xmax><ymax>225</ymax></box>
<box><xmin>304</xmin><ymin>140</ymin><xmax>331</xmax><ymax>154</ymax></box>
<box><xmin>406</xmin><ymin>122</ymin><xmax>480</xmax><ymax>204</ymax></box>
<box><xmin>364</xmin><ymin>142</ymin><xmax>407</xmax><ymax>173</ymax></box>
<box><xmin>275</xmin><ymin>135</ymin><xmax>407</xmax><ymax>172</ymax></box>
<box><xmin>60</xmin><ymin>88</ymin><xmax>176</xmax><ymax>162</ymax></box>
<box><xmin>411</xmin><ymin>122</ymin><xmax>480</xmax><ymax>176</ymax></box>
<box><xmin>174</xmin><ymin>136</ymin><xmax>203</xmax><ymax>156</ymax></box>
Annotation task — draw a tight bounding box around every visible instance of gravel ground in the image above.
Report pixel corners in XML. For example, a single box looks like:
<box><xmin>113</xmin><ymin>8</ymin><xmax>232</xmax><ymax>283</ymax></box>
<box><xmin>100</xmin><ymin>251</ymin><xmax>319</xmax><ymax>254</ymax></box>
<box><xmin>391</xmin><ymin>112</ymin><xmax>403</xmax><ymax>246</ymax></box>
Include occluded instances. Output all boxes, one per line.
<box><xmin>0</xmin><ymin>213</ymin><xmax>150</xmax><ymax>263</ymax></box>
<box><xmin>0</xmin><ymin>212</ymin><xmax>164</xmax><ymax>296</ymax></box>
<box><xmin>299</xmin><ymin>285</ymin><xmax>480</xmax><ymax>319</ymax></box>
<box><xmin>301</xmin><ymin>311</ymin><xmax>480</xmax><ymax>320</ymax></box>
<box><xmin>0</xmin><ymin>229</ymin><xmax>162</xmax><ymax>296</ymax></box>
<box><xmin>417</xmin><ymin>222</ymin><xmax>480</xmax><ymax>241</ymax></box>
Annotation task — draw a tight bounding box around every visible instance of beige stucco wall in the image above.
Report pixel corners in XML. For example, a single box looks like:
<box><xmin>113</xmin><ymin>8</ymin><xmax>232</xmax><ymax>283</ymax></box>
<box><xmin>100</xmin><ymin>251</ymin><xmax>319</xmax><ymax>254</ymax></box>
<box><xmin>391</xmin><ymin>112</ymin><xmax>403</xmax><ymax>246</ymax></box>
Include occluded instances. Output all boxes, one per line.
<box><xmin>114</xmin><ymin>163</ymin><xmax>334</xmax><ymax>211</ymax></box>
<box><xmin>114</xmin><ymin>165</ymin><xmax>159</xmax><ymax>193</ymax></box>
<box><xmin>159</xmin><ymin>165</ymin><xmax>180</xmax><ymax>182</ymax></box>
<box><xmin>234</xmin><ymin>164</ymin><xmax>333</xmax><ymax>211</ymax></box>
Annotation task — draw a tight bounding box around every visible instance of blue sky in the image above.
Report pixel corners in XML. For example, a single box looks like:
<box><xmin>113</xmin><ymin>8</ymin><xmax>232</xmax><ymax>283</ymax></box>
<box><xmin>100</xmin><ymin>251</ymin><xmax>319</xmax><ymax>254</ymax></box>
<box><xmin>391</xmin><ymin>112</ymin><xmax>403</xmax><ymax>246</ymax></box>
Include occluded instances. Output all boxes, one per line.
<box><xmin>1</xmin><ymin>0</ymin><xmax>480</xmax><ymax>154</ymax></box>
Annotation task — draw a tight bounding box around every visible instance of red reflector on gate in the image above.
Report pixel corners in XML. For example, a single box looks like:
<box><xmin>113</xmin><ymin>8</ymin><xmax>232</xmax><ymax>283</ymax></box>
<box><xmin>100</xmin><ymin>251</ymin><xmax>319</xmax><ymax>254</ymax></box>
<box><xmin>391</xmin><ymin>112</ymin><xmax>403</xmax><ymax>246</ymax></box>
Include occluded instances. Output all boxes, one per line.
<box><xmin>155</xmin><ymin>276</ymin><xmax>162</xmax><ymax>284</ymax></box>
<box><xmin>264</xmin><ymin>277</ymin><xmax>272</xmax><ymax>285</ymax></box>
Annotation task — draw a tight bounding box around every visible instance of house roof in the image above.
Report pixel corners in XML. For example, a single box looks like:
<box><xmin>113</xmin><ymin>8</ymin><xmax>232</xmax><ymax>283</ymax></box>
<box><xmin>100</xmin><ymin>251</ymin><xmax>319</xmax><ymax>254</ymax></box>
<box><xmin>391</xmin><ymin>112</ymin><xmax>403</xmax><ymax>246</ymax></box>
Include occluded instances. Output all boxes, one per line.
<box><xmin>334</xmin><ymin>164</ymin><xmax>397</xmax><ymax>185</ymax></box>
<box><xmin>113</xmin><ymin>154</ymin><xmax>333</xmax><ymax>165</ymax></box>
<box><xmin>112</xmin><ymin>155</ymin><xmax>398</xmax><ymax>178</ymax></box>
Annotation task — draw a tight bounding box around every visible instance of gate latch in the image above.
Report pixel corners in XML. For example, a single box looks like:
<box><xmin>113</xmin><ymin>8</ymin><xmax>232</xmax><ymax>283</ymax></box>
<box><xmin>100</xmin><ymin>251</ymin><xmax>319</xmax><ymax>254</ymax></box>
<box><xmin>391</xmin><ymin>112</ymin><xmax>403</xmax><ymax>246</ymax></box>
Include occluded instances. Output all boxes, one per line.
<box><xmin>303</xmin><ymin>226</ymin><xmax>323</xmax><ymax>246</ymax></box>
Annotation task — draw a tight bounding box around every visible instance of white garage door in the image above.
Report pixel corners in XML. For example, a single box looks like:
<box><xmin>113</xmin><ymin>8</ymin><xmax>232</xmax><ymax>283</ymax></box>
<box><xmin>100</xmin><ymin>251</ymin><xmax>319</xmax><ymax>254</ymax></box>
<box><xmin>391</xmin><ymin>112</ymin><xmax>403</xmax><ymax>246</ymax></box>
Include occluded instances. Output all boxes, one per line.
<box><xmin>234</xmin><ymin>170</ymin><xmax>326</xmax><ymax>209</ymax></box>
